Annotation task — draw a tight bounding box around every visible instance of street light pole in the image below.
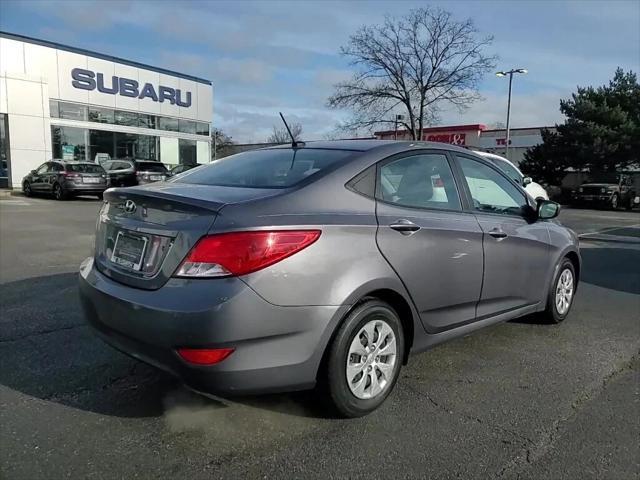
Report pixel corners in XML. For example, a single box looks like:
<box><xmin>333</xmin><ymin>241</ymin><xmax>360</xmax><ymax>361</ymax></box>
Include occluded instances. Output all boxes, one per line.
<box><xmin>496</xmin><ymin>68</ymin><xmax>527</xmax><ymax>160</ymax></box>
<box><xmin>394</xmin><ymin>114</ymin><xmax>404</xmax><ymax>140</ymax></box>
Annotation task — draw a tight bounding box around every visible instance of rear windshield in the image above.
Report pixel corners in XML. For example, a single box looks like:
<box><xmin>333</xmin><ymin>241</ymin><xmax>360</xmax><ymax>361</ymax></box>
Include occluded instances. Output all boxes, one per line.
<box><xmin>136</xmin><ymin>162</ymin><xmax>168</xmax><ymax>172</ymax></box>
<box><xmin>66</xmin><ymin>163</ymin><xmax>104</xmax><ymax>173</ymax></box>
<box><xmin>174</xmin><ymin>148</ymin><xmax>356</xmax><ymax>188</ymax></box>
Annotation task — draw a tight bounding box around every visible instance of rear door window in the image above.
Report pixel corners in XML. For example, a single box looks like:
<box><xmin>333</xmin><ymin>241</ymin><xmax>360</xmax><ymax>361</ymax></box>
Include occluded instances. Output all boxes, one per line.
<box><xmin>378</xmin><ymin>153</ymin><xmax>461</xmax><ymax>210</ymax></box>
<box><xmin>175</xmin><ymin>148</ymin><xmax>356</xmax><ymax>188</ymax></box>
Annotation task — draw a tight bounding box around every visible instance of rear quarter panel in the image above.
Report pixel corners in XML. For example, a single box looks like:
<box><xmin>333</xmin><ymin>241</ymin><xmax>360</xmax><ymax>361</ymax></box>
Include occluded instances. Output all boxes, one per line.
<box><xmin>216</xmin><ymin>180</ymin><xmax>413</xmax><ymax>309</ymax></box>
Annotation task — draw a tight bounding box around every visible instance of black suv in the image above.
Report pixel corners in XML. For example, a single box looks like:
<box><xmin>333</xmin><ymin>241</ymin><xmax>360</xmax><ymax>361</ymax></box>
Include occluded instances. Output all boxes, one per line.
<box><xmin>572</xmin><ymin>174</ymin><xmax>638</xmax><ymax>210</ymax></box>
<box><xmin>22</xmin><ymin>160</ymin><xmax>108</xmax><ymax>200</ymax></box>
<box><xmin>103</xmin><ymin>160</ymin><xmax>169</xmax><ymax>187</ymax></box>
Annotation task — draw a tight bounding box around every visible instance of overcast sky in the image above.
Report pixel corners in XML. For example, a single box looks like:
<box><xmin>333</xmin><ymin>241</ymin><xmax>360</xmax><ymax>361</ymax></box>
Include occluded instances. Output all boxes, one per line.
<box><xmin>1</xmin><ymin>0</ymin><xmax>638</xmax><ymax>143</ymax></box>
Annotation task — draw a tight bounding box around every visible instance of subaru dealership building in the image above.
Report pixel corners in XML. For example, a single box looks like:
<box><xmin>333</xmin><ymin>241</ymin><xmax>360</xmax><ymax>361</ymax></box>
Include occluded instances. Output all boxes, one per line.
<box><xmin>0</xmin><ymin>32</ymin><xmax>212</xmax><ymax>189</ymax></box>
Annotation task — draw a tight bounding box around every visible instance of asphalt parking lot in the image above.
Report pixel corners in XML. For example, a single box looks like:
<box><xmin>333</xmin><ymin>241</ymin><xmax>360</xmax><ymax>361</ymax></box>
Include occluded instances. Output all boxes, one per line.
<box><xmin>1</xmin><ymin>195</ymin><xmax>638</xmax><ymax>479</ymax></box>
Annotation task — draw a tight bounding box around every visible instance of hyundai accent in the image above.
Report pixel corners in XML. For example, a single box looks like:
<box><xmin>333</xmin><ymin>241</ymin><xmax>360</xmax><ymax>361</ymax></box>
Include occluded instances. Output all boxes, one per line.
<box><xmin>79</xmin><ymin>140</ymin><xmax>580</xmax><ymax>417</ymax></box>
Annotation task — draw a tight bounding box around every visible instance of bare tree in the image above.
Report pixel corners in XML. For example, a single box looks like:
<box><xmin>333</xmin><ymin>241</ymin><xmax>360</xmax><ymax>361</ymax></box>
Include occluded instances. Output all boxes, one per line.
<box><xmin>211</xmin><ymin>128</ymin><xmax>234</xmax><ymax>159</ymax></box>
<box><xmin>266</xmin><ymin>123</ymin><xmax>303</xmax><ymax>144</ymax></box>
<box><xmin>328</xmin><ymin>7</ymin><xmax>496</xmax><ymax>139</ymax></box>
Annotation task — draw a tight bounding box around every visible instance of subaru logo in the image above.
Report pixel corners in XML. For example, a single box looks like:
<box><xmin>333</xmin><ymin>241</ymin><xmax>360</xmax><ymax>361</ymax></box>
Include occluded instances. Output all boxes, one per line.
<box><xmin>124</xmin><ymin>200</ymin><xmax>137</xmax><ymax>214</ymax></box>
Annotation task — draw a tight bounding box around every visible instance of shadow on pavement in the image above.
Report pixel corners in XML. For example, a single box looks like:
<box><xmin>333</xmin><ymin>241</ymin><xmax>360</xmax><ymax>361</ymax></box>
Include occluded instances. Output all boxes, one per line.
<box><xmin>580</xmin><ymin>246</ymin><xmax>640</xmax><ymax>295</ymax></box>
<box><xmin>0</xmin><ymin>273</ymin><xmax>334</xmax><ymax>420</ymax></box>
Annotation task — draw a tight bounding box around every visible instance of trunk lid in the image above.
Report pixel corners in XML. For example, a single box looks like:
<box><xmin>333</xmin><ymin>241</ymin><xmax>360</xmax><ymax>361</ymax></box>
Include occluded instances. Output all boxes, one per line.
<box><xmin>95</xmin><ymin>183</ymin><xmax>278</xmax><ymax>290</ymax></box>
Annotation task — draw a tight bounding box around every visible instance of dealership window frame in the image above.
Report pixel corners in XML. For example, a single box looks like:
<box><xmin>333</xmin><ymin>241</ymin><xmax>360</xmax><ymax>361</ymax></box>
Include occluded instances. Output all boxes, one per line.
<box><xmin>49</xmin><ymin>100</ymin><xmax>210</xmax><ymax>136</ymax></box>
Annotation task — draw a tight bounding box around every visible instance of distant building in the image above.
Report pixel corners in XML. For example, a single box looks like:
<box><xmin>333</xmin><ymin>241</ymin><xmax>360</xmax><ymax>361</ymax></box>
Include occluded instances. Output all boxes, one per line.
<box><xmin>374</xmin><ymin>124</ymin><xmax>556</xmax><ymax>165</ymax></box>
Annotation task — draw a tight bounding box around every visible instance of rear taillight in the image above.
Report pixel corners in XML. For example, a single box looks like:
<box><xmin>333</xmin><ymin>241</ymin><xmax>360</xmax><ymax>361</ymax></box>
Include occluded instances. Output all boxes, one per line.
<box><xmin>177</xmin><ymin>347</ymin><xmax>234</xmax><ymax>365</ymax></box>
<box><xmin>63</xmin><ymin>172</ymin><xmax>81</xmax><ymax>179</ymax></box>
<box><xmin>174</xmin><ymin>230</ymin><xmax>321</xmax><ymax>278</ymax></box>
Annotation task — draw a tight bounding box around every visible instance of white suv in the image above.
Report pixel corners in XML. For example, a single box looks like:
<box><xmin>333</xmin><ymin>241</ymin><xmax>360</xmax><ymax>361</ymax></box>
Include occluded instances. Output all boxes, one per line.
<box><xmin>474</xmin><ymin>151</ymin><xmax>549</xmax><ymax>201</ymax></box>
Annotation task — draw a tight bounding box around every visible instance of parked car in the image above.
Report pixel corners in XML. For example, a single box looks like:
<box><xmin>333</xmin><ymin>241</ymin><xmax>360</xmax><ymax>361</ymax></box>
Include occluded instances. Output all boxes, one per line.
<box><xmin>169</xmin><ymin>163</ymin><xmax>198</xmax><ymax>176</ymax></box>
<box><xmin>102</xmin><ymin>160</ymin><xmax>169</xmax><ymax>187</ymax></box>
<box><xmin>474</xmin><ymin>151</ymin><xmax>549</xmax><ymax>200</ymax></box>
<box><xmin>23</xmin><ymin>160</ymin><xmax>107</xmax><ymax>200</ymax></box>
<box><xmin>79</xmin><ymin>141</ymin><xmax>580</xmax><ymax>417</ymax></box>
<box><xmin>571</xmin><ymin>174</ymin><xmax>638</xmax><ymax>210</ymax></box>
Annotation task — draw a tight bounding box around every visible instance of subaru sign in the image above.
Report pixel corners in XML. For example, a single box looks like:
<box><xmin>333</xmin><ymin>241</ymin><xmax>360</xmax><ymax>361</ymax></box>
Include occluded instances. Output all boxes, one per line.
<box><xmin>71</xmin><ymin>68</ymin><xmax>192</xmax><ymax>107</ymax></box>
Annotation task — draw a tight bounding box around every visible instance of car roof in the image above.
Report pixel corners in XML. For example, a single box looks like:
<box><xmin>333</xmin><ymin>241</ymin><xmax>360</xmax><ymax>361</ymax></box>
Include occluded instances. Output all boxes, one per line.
<box><xmin>266</xmin><ymin>139</ymin><xmax>476</xmax><ymax>155</ymax></box>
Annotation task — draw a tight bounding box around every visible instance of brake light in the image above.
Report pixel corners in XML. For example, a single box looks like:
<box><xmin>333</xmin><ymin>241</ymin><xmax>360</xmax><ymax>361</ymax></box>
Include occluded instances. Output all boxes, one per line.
<box><xmin>175</xmin><ymin>230</ymin><xmax>321</xmax><ymax>278</ymax></box>
<box><xmin>177</xmin><ymin>347</ymin><xmax>234</xmax><ymax>365</ymax></box>
<box><xmin>63</xmin><ymin>172</ymin><xmax>81</xmax><ymax>178</ymax></box>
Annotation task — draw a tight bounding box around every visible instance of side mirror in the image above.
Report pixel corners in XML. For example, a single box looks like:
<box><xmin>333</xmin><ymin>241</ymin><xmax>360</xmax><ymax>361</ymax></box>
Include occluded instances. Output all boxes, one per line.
<box><xmin>523</xmin><ymin>176</ymin><xmax>533</xmax><ymax>186</ymax></box>
<box><xmin>30</xmin><ymin>170</ymin><xmax>37</xmax><ymax>175</ymax></box>
<box><xmin>537</xmin><ymin>199</ymin><xmax>560</xmax><ymax>220</ymax></box>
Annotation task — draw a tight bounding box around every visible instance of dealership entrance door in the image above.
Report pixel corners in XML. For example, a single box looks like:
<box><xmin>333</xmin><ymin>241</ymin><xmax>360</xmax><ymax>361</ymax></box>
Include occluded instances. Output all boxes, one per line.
<box><xmin>0</xmin><ymin>114</ymin><xmax>10</xmax><ymax>189</ymax></box>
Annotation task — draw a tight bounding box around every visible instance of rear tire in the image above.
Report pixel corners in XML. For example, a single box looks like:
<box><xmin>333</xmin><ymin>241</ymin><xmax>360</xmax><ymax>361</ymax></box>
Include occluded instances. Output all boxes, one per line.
<box><xmin>325</xmin><ymin>299</ymin><xmax>404</xmax><ymax>418</ymax></box>
<box><xmin>53</xmin><ymin>183</ymin><xmax>67</xmax><ymax>201</ymax></box>
<box><xmin>540</xmin><ymin>258</ymin><xmax>576</xmax><ymax>324</ymax></box>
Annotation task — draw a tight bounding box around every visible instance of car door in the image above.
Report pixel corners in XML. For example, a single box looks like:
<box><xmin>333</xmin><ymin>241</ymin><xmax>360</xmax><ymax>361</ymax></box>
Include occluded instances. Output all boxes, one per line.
<box><xmin>375</xmin><ymin>150</ymin><xmax>484</xmax><ymax>333</ymax></box>
<box><xmin>30</xmin><ymin>163</ymin><xmax>50</xmax><ymax>192</ymax></box>
<box><xmin>454</xmin><ymin>154</ymin><xmax>550</xmax><ymax>318</ymax></box>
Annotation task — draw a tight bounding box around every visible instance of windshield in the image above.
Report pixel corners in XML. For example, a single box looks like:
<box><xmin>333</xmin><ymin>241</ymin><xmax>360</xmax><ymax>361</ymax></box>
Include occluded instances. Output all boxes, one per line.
<box><xmin>586</xmin><ymin>173</ymin><xmax>619</xmax><ymax>184</ymax></box>
<box><xmin>174</xmin><ymin>148</ymin><xmax>356</xmax><ymax>188</ymax></box>
<box><xmin>136</xmin><ymin>162</ymin><xmax>168</xmax><ymax>173</ymax></box>
<box><xmin>66</xmin><ymin>163</ymin><xmax>104</xmax><ymax>173</ymax></box>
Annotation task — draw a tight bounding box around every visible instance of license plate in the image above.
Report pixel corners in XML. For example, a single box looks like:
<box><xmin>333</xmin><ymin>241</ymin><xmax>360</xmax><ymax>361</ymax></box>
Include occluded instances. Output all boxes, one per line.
<box><xmin>83</xmin><ymin>177</ymin><xmax>101</xmax><ymax>183</ymax></box>
<box><xmin>150</xmin><ymin>175</ymin><xmax>164</xmax><ymax>181</ymax></box>
<box><xmin>111</xmin><ymin>231</ymin><xmax>148</xmax><ymax>271</ymax></box>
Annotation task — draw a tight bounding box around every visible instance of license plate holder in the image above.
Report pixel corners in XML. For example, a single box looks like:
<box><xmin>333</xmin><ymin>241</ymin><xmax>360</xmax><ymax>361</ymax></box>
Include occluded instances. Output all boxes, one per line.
<box><xmin>83</xmin><ymin>177</ymin><xmax>101</xmax><ymax>183</ymax></box>
<box><xmin>111</xmin><ymin>231</ymin><xmax>148</xmax><ymax>271</ymax></box>
<box><xmin>150</xmin><ymin>175</ymin><xmax>164</xmax><ymax>181</ymax></box>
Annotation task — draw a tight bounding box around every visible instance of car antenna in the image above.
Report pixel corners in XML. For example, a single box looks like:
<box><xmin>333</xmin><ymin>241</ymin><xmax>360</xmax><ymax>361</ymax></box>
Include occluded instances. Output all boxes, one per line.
<box><xmin>279</xmin><ymin>112</ymin><xmax>304</xmax><ymax>148</ymax></box>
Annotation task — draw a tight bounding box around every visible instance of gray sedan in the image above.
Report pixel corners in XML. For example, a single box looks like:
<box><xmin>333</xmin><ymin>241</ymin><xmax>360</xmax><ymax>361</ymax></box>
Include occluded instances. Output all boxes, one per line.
<box><xmin>79</xmin><ymin>140</ymin><xmax>580</xmax><ymax>417</ymax></box>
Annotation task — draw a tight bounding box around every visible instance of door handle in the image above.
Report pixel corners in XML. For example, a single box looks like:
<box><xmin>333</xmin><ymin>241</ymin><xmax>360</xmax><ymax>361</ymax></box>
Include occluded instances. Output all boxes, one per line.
<box><xmin>489</xmin><ymin>228</ymin><xmax>508</xmax><ymax>239</ymax></box>
<box><xmin>390</xmin><ymin>219</ymin><xmax>420</xmax><ymax>235</ymax></box>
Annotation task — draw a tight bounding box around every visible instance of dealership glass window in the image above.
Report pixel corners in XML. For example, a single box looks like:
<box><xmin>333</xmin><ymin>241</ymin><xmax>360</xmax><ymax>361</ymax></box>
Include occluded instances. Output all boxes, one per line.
<box><xmin>158</xmin><ymin>116</ymin><xmax>179</xmax><ymax>132</ymax></box>
<box><xmin>89</xmin><ymin>106</ymin><xmax>115</xmax><ymax>124</ymax></box>
<box><xmin>114</xmin><ymin>110</ymin><xmax>139</xmax><ymax>127</ymax></box>
<box><xmin>49</xmin><ymin>100</ymin><xmax>59</xmax><ymax>118</ymax></box>
<box><xmin>179</xmin><ymin>119</ymin><xmax>197</xmax><ymax>135</ymax></box>
<box><xmin>195</xmin><ymin>122</ymin><xmax>210</xmax><ymax>136</ymax></box>
<box><xmin>114</xmin><ymin>132</ymin><xmax>158</xmax><ymax>161</ymax></box>
<box><xmin>139</xmin><ymin>114</ymin><xmax>156</xmax><ymax>130</ymax></box>
<box><xmin>179</xmin><ymin>139</ymin><xmax>197</xmax><ymax>165</ymax></box>
<box><xmin>52</xmin><ymin>125</ymin><xmax>87</xmax><ymax>161</ymax></box>
<box><xmin>89</xmin><ymin>130</ymin><xmax>115</xmax><ymax>164</ymax></box>
<box><xmin>58</xmin><ymin>102</ymin><xmax>87</xmax><ymax>121</ymax></box>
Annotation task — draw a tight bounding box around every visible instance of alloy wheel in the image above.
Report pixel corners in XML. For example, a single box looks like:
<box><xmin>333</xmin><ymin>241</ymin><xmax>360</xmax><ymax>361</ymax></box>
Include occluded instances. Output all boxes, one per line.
<box><xmin>555</xmin><ymin>268</ymin><xmax>574</xmax><ymax>315</ymax></box>
<box><xmin>346</xmin><ymin>319</ymin><xmax>397</xmax><ymax>399</ymax></box>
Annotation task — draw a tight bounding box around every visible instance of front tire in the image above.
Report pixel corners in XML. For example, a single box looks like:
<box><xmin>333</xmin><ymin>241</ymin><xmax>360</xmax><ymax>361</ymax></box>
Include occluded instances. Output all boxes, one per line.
<box><xmin>610</xmin><ymin>193</ymin><xmax>619</xmax><ymax>210</ymax></box>
<box><xmin>540</xmin><ymin>258</ymin><xmax>576</xmax><ymax>324</ymax></box>
<box><xmin>325</xmin><ymin>299</ymin><xmax>404</xmax><ymax>418</ymax></box>
<box><xmin>23</xmin><ymin>181</ymin><xmax>32</xmax><ymax>197</ymax></box>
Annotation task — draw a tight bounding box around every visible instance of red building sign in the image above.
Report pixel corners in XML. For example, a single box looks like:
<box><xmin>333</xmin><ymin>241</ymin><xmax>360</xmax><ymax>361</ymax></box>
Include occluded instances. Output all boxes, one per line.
<box><xmin>424</xmin><ymin>133</ymin><xmax>466</xmax><ymax>145</ymax></box>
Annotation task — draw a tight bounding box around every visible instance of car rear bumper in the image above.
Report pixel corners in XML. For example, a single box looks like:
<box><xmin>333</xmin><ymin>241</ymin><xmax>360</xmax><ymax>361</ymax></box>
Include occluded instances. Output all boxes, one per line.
<box><xmin>78</xmin><ymin>257</ymin><xmax>343</xmax><ymax>395</ymax></box>
<box><xmin>64</xmin><ymin>181</ymin><xmax>108</xmax><ymax>194</ymax></box>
